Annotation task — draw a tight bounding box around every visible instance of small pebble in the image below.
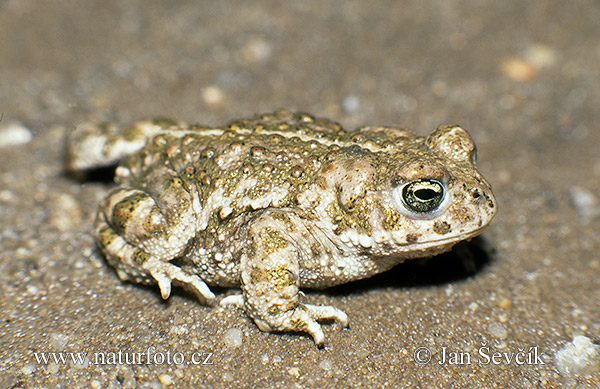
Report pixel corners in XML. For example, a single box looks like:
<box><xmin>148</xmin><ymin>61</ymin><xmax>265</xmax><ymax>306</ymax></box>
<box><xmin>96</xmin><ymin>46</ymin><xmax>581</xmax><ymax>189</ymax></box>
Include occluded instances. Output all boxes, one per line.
<box><xmin>168</xmin><ymin>324</ymin><xmax>188</xmax><ymax>336</ymax></box>
<box><xmin>319</xmin><ymin>359</ymin><xmax>332</xmax><ymax>371</ymax></box>
<box><xmin>241</xmin><ymin>37</ymin><xmax>273</xmax><ymax>63</ymax></box>
<box><xmin>524</xmin><ymin>44</ymin><xmax>558</xmax><ymax>68</ymax></box>
<box><xmin>202</xmin><ymin>86</ymin><xmax>225</xmax><ymax>106</ymax></box>
<box><xmin>223</xmin><ymin>328</ymin><xmax>243</xmax><ymax>348</ymax></box>
<box><xmin>568</xmin><ymin>186</ymin><xmax>599</xmax><ymax>222</ymax></box>
<box><xmin>342</xmin><ymin>95</ymin><xmax>361</xmax><ymax>114</ymax></box>
<box><xmin>261</xmin><ymin>354</ymin><xmax>269</xmax><ymax>364</ymax></box>
<box><xmin>0</xmin><ymin>121</ymin><xmax>33</xmax><ymax>147</ymax></box>
<box><xmin>47</xmin><ymin>362</ymin><xmax>59</xmax><ymax>374</ymax></box>
<box><xmin>487</xmin><ymin>322</ymin><xmax>508</xmax><ymax>340</ymax></box>
<box><xmin>121</xmin><ymin>367</ymin><xmax>136</xmax><ymax>387</ymax></box>
<box><xmin>21</xmin><ymin>364</ymin><xmax>35</xmax><ymax>375</ymax></box>
<box><xmin>288</xmin><ymin>367</ymin><xmax>300</xmax><ymax>378</ymax></box>
<box><xmin>501</xmin><ymin>58</ymin><xmax>537</xmax><ymax>82</ymax></box>
<box><xmin>49</xmin><ymin>333</ymin><xmax>70</xmax><ymax>350</ymax></box>
<box><xmin>49</xmin><ymin>193</ymin><xmax>82</xmax><ymax>231</ymax></box>
<box><xmin>498</xmin><ymin>298</ymin><xmax>513</xmax><ymax>309</ymax></box>
<box><xmin>222</xmin><ymin>372</ymin><xmax>234</xmax><ymax>382</ymax></box>
<box><xmin>159</xmin><ymin>374</ymin><xmax>173</xmax><ymax>386</ymax></box>
<box><xmin>525</xmin><ymin>271</ymin><xmax>538</xmax><ymax>281</ymax></box>
<box><xmin>555</xmin><ymin>335</ymin><xmax>600</xmax><ymax>378</ymax></box>
<box><xmin>0</xmin><ymin>189</ymin><xmax>14</xmax><ymax>202</ymax></box>
<box><xmin>26</xmin><ymin>285</ymin><xmax>39</xmax><ymax>295</ymax></box>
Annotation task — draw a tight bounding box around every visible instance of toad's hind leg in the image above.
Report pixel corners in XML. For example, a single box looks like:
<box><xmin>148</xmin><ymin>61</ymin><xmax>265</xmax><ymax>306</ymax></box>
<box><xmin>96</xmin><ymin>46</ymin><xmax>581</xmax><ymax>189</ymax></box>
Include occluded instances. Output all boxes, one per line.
<box><xmin>95</xmin><ymin>186</ymin><xmax>215</xmax><ymax>304</ymax></box>
<box><xmin>66</xmin><ymin>118</ymin><xmax>187</xmax><ymax>171</ymax></box>
<box><xmin>226</xmin><ymin>210</ymin><xmax>348</xmax><ymax>347</ymax></box>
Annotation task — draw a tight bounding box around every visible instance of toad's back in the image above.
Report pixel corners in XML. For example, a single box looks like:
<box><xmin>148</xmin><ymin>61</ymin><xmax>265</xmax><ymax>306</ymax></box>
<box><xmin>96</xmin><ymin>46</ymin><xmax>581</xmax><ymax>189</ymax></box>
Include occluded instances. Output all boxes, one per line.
<box><xmin>115</xmin><ymin>111</ymin><xmax>415</xmax><ymax>215</ymax></box>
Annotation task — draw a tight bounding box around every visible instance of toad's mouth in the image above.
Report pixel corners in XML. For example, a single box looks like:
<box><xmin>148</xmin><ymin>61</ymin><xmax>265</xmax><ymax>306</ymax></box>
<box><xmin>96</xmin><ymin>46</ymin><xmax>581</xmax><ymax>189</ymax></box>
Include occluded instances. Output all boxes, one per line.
<box><xmin>337</xmin><ymin>224</ymin><xmax>490</xmax><ymax>254</ymax></box>
<box><xmin>390</xmin><ymin>226</ymin><xmax>489</xmax><ymax>254</ymax></box>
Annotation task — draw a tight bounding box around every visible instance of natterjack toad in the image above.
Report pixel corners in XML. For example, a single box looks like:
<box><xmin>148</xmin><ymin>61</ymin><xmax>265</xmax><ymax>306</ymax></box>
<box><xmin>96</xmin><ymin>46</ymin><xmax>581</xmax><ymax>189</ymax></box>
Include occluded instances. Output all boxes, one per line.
<box><xmin>66</xmin><ymin>111</ymin><xmax>496</xmax><ymax>346</ymax></box>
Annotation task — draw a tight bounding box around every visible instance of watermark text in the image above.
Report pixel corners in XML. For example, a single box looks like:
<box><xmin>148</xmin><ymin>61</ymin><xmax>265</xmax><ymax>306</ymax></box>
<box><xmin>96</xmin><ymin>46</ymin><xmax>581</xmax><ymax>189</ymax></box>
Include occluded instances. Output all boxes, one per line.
<box><xmin>413</xmin><ymin>342</ymin><xmax>546</xmax><ymax>366</ymax></box>
<box><xmin>33</xmin><ymin>346</ymin><xmax>214</xmax><ymax>367</ymax></box>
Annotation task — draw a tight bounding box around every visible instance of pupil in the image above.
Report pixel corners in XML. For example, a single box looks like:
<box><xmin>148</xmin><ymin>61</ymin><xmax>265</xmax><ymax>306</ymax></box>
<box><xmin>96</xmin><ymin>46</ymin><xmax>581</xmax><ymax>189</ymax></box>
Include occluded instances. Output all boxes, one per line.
<box><xmin>400</xmin><ymin>179</ymin><xmax>445</xmax><ymax>213</ymax></box>
<box><xmin>414</xmin><ymin>188</ymin><xmax>438</xmax><ymax>201</ymax></box>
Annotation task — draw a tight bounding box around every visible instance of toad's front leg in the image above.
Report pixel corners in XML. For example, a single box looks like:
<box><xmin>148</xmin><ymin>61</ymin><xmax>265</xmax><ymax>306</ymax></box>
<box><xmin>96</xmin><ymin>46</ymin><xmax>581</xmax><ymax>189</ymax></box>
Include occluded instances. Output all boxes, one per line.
<box><xmin>95</xmin><ymin>180</ymin><xmax>215</xmax><ymax>304</ymax></box>
<box><xmin>222</xmin><ymin>210</ymin><xmax>348</xmax><ymax>347</ymax></box>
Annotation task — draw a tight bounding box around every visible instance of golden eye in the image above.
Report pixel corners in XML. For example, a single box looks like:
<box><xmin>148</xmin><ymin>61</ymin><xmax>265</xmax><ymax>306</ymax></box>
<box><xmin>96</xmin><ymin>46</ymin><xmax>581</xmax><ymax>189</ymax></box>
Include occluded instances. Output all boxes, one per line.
<box><xmin>400</xmin><ymin>179</ymin><xmax>445</xmax><ymax>213</ymax></box>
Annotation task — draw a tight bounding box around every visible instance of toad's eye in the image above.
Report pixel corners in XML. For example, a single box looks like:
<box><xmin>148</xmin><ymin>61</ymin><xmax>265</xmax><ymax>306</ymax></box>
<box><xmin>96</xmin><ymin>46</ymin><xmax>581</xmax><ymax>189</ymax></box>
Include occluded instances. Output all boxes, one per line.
<box><xmin>392</xmin><ymin>178</ymin><xmax>448</xmax><ymax>217</ymax></box>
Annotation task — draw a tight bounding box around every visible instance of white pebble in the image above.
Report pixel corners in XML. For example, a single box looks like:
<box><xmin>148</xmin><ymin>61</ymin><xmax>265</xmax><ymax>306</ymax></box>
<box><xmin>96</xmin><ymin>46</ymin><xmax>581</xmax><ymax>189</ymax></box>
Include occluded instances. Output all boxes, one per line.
<box><xmin>241</xmin><ymin>37</ymin><xmax>273</xmax><ymax>63</ymax></box>
<box><xmin>159</xmin><ymin>374</ymin><xmax>173</xmax><ymax>386</ymax></box>
<box><xmin>169</xmin><ymin>324</ymin><xmax>188</xmax><ymax>335</ymax></box>
<box><xmin>342</xmin><ymin>95</ymin><xmax>361</xmax><ymax>114</ymax></box>
<box><xmin>223</xmin><ymin>328</ymin><xmax>243</xmax><ymax>348</ymax></box>
<box><xmin>487</xmin><ymin>322</ymin><xmax>508</xmax><ymax>340</ymax></box>
<box><xmin>21</xmin><ymin>364</ymin><xmax>35</xmax><ymax>375</ymax></box>
<box><xmin>318</xmin><ymin>359</ymin><xmax>332</xmax><ymax>371</ymax></box>
<box><xmin>46</xmin><ymin>362</ymin><xmax>59</xmax><ymax>374</ymax></box>
<box><xmin>569</xmin><ymin>186</ymin><xmax>599</xmax><ymax>221</ymax></box>
<box><xmin>524</xmin><ymin>44</ymin><xmax>558</xmax><ymax>68</ymax></box>
<box><xmin>49</xmin><ymin>333</ymin><xmax>70</xmax><ymax>350</ymax></box>
<box><xmin>49</xmin><ymin>193</ymin><xmax>82</xmax><ymax>231</ymax></box>
<box><xmin>26</xmin><ymin>285</ymin><xmax>39</xmax><ymax>295</ymax></box>
<box><xmin>0</xmin><ymin>190</ymin><xmax>14</xmax><ymax>202</ymax></box>
<box><xmin>288</xmin><ymin>367</ymin><xmax>300</xmax><ymax>378</ymax></box>
<box><xmin>555</xmin><ymin>335</ymin><xmax>600</xmax><ymax>378</ymax></box>
<box><xmin>202</xmin><ymin>86</ymin><xmax>225</xmax><ymax>106</ymax></box>
<box><xmin>122</xmin><ymin>369</ymin><xmax>136</xmax><ymax>387</ymax></box>
<box><xmin>261</xmin><ymin>354</ymin><xmax>269</xmax><ymax>364</ymax></box>
<box><xmin>0</xmin><ymin>121</ymin><xmax>33</xmax><ymax>147</ymax></box>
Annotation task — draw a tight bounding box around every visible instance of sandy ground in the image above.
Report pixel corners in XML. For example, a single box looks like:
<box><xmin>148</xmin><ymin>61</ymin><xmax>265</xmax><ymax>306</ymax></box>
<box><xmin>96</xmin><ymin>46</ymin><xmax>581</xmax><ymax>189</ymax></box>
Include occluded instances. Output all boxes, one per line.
<box><xmin>1</xmin><ymin>1</ymin><xmax>599</xmax><ymax>387</ymax></box>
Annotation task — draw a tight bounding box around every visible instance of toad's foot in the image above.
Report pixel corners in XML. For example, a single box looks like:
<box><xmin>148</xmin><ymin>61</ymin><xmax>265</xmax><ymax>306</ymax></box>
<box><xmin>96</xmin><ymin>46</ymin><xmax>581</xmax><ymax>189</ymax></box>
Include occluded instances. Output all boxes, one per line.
<box><xmin>254</xmin><ymin>303</ymin><xmax>348</xmax><ymax>347</ymax></box>
<box><xmin>143</xmin><ymin>257</ymin><xmax>215</xmax><ymax>304</ymax></box>
<box><xmin>221</xmin><ymin>294</ymin><xmax>348</xmax><ymax>347</ymax></box>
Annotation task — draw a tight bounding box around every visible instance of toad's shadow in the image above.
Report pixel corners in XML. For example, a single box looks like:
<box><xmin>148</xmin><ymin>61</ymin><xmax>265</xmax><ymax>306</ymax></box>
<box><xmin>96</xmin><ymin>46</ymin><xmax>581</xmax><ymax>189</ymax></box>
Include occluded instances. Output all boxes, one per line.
<box><xmin>321</xmin><ymin>235</ymin><xmax>496</xmax><ymax>297</ymax></box>
<box><xmin>65</xmin><ymin>165</ymin><xmax>117</xmax><ymax>183</ymax></box>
